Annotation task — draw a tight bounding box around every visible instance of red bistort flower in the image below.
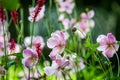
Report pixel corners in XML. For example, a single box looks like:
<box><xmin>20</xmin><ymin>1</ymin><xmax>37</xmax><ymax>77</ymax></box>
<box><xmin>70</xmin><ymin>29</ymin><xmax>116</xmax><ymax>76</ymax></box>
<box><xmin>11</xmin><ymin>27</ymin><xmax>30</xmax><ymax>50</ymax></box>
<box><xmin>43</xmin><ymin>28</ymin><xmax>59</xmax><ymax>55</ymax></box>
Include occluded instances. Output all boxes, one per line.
<box><xmin>10</xmin><ymin>10</ymin><xmax>18</xmax><ymax>24</ymax></box>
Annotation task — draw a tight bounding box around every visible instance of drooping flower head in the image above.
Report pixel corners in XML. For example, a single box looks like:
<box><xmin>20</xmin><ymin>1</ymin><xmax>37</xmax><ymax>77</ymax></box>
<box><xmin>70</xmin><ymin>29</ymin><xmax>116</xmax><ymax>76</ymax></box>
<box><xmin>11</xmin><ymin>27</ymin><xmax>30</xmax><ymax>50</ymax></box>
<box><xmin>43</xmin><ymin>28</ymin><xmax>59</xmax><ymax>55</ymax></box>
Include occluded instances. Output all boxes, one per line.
<box><xmin>22</xmin><ymin>48</ymin><xmax>38</xmax><ymax>68</ymax></box>
<box><xmin>97</xmin><ymin>33</ymin><xmax>119</xmax><ymax>58</ymax></box>
<box><xmin>10</xmin><ymin>10</ymin><xmax>18</xmax><ymax>24</ymax></box>
<box><xmin>28</xmin><ymin>0</ymin><xmax>46</xmax><ymax>22</ymax></box>
<box><xmin>44</xmin><ymin>55</ymin><xmax>70</xmax><ymax>77</ymax></box>
<box><xmin>47</xmin><ymin>30</ymin><xmax>69</xmax><ymax>60</ymax></box>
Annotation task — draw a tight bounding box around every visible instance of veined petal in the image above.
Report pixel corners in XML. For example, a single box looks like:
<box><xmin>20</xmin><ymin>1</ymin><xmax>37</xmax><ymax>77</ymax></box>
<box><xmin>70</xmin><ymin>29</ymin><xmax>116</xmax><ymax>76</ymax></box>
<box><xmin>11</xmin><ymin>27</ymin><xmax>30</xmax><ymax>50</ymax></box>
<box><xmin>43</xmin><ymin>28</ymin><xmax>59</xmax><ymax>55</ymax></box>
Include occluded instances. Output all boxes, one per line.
<box><xmin>44</xmin><ymin>67</ymin><xmax>56</xmax><ymax>76</ymax></box>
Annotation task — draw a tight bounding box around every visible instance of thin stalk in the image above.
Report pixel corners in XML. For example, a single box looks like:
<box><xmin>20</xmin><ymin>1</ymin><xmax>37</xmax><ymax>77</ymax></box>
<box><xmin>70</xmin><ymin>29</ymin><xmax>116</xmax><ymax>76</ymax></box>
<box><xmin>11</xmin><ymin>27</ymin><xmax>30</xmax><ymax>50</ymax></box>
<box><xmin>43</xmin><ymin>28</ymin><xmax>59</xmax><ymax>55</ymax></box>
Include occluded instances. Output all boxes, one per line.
<box><xmin>15</xmin><ymin>24</ymin><xmax>19</xmax><ymax>34</ymax></box>
<box><xmin>2</xmin><ymin>22</ymin><xmax>8</xmax><ymax>80</ymax></box>
<box><xmin>28</xmin><ymin>68</ymin><xmax>30</xmax><ymax>80</ymax></box>
<box><xmin>106</xmin><ymin>57</ymin><xmax>113</xmax><ymax>78</ymax></box>
<box><xmin>111</xmin><ymin>45</ymin><xmax>120</xmax><ymax>77</ymax></box>
<box><xmin>32</xmin><ymin>0</ymin><xmax>35</xmax><ymax>7</ymax></box>
<box><xmin>115</xmin><ymin>53</ymin><xmax>119</xmax><ymax>77</ymax></box>
<box><xmin>30</xmin><ymin>22</ymin><xmax>34</xmax><ymax>47</ymax></box>
<box><xmin>17</xmin><ymin>8</ymin><xmax>24</xmax><ymax>44</ymax></box>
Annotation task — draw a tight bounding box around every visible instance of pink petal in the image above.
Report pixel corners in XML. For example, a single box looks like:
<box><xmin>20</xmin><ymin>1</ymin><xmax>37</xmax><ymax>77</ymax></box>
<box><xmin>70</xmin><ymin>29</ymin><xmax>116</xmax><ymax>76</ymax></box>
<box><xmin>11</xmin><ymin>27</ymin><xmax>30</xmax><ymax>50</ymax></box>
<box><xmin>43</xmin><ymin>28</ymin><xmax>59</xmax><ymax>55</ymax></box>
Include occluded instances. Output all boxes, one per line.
<box><xmin>88</xmin><ymin>10</ymin><xmax>95</xmax><ymax>19</ymax></box>
<box><xmin>47</xmin><ymin>37</ymin><xmax>59</xmax><ymax>48</ymax></box>
<box><xmin>23</xmin><ymin>49</ymin><xmax>33</xmax><ymax>58</ymax></box>
<box><xmin>107</xmin><ymin>33</ymin><xmax>116</xmax><ymax>44</ymax></box>
<box><xmin>97</xmin><ymin>45</ymin><xmax>108</xmax><ymax>51</ymax></box>
<box><xmin>44</xmin><ymin>67</ymin><xmax>56</xmax><ymax>76</ymax></box>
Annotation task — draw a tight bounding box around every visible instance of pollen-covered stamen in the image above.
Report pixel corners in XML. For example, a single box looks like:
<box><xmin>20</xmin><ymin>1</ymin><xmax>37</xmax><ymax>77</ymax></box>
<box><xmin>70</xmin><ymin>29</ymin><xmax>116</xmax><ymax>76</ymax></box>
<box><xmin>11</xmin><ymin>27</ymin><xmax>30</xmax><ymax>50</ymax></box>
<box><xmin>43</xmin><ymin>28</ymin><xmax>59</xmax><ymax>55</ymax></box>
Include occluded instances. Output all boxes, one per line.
<box><xmin>10</xmin><ymin>10</ymin><xmax>18</xmax><ymax>24</ymax></box>
<box><xmin>35</xmin><ymin>43</ymin><xmax>42</xmax><ymax>59</ymax></box>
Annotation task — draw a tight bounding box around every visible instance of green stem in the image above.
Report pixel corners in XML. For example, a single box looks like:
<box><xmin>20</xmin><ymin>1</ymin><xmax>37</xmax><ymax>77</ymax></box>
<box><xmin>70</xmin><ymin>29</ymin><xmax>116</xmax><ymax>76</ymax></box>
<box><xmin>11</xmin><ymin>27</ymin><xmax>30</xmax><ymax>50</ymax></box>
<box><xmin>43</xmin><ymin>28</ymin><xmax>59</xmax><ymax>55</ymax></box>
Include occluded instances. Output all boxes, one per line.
<box><xmin>28</xmin><ymin>68</ymin><xmax>30</xmax><ymax>80</ymax></box>
<box><xmin>17</xmin><ymin>8</ymin><xmax>24</xmax><ymax>44</ymax></box>
<box><xmin>106</xmin><ymin>57</ymin><xmax>113</xmax><ymax>78</ymax></box>
<box><xmin>2</xmin><ymin>21</ymin><xmax>8</xmax><ymax>80</ymax></box>
<box><xmin>30</xmin><ymin>22</ymin><xmax>34</xmax><ymax>47</ymax></box>
<box><xmin>115</xmin><ymin>53</ymin><xmax>119</xmax><ymax>77</ymax></box>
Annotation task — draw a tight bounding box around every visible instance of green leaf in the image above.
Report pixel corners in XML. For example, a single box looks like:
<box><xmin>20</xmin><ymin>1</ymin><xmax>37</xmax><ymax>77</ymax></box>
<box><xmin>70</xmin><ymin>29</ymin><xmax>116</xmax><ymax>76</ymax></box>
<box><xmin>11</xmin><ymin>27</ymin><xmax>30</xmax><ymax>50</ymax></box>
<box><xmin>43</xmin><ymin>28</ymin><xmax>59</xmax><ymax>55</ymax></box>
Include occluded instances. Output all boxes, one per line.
<box><xmin>1</xmin><ymin>0</ymin><xmax>20</xmax><ymax>11</ymax></box>
<box><xmin>117</xmin><ymin>41</ymin><xmax>120</xmax><ymax>45</ymax></box>
<box><xmin>7</xmin><ymin>53</ymin><xmax>23</xmax><ymax>58</ymax></box>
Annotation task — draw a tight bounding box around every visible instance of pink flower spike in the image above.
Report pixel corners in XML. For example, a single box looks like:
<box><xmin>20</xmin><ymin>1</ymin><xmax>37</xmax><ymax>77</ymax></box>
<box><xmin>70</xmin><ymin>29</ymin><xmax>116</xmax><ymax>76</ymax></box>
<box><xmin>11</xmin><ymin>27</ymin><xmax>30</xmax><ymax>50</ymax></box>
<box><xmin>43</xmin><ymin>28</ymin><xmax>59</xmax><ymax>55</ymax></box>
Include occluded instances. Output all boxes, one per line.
<box><xmin>87</xmin><ymin>10</ymin><xmax>95</xmax><ymax>19</ymax></box>
<box><xmin>22</xmin><ymin>48</ymin><xmax>38</xmax><ymax>68</ymax></box>
<box><xmin>28</xmin><ymin>5</ymin><xmax>45</xmax><ymax>22</ymax></box>
<box><xmin>97</xmin><ymin>33</ymin><xmax>119</xmax><ymax>58</ymax></box>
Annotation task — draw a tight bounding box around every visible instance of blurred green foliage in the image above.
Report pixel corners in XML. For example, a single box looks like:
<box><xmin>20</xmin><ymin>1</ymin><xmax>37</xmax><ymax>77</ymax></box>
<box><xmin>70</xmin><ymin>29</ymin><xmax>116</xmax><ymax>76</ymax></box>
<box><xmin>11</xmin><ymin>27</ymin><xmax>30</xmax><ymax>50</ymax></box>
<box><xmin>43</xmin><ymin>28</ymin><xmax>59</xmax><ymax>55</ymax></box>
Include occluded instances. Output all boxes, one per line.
<box><xmin>0</xmin><ymin>0</ymin><xmax>20</xmax><ymax>11</ymax></box>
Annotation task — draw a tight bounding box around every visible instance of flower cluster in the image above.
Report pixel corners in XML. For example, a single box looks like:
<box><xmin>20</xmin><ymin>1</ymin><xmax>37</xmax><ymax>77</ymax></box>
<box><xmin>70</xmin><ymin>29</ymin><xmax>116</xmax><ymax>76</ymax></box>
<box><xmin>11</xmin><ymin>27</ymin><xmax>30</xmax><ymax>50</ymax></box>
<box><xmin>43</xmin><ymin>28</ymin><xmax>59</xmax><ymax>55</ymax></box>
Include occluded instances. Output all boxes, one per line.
<box><xmin>74</xmin><ymin>10</ymin><xmax>95</xmax><ymax>39</ymax></box>
<box><xmin>97</xmin><ymin>33</ymin><xmax>119</xmax><ymax>58</ymax></box>
<box><xmin>22</xmin><ymin>36</ymin><xmax>45</xmax><ymax>68</ymax></box>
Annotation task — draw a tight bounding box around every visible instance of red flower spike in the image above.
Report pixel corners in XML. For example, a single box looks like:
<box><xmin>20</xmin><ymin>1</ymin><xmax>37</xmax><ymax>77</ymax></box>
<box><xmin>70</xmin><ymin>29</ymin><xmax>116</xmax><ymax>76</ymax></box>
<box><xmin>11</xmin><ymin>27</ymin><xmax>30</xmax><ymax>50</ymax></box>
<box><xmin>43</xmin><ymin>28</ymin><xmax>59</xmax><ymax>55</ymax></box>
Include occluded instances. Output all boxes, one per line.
<box><xmin>36</xmin><ymin>43</ymin><xmax>42</xmax><ymax>59</ymax></box>
<box><xmin>0</xmin><ymin>6</ymin><xmax>6</xmax><ymax>21</ymax></box>
<box><xmin>10</xmin><ymin>10</ymin><xmax>18</xmax><ymax>24</ymax></box>
<box><xmin>9</xmin><ymin>39</ymin><xmax>16</xmax><ymax>51</ymax></box>
<box><xmin>33</xmin><ymin>0</ymin><xmax>46</xmax><ymax>22</ymax></box>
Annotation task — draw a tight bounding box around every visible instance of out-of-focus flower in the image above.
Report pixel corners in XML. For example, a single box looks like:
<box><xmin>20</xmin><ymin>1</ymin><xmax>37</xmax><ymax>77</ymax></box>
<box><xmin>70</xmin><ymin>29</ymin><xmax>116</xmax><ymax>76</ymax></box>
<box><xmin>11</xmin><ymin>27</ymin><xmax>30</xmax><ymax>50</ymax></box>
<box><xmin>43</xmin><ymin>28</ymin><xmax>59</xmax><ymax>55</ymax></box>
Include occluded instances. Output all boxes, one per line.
<box><xmin>58</xmin><ymin>14</ymin><xmax>76</xmax><ymax>30</ymax></box>
<box><xmin>7</xmin><ymin>39</ymin><xmax>21</xmax><ymax>59</ymax></box>
<box><xmin>0</xmin><ymin>6</ymin><xmax>6</xmax><ymax>21</ymax></box>
<box><xmin>56</xmin><ymin>0</ymin><xmax>63</xmax><ymax>3</ymax></box>
<box><xmin>73</xmin><ymin>10</ymin><xmax>95</xmax><ymax>39</ymax></box>
<box><xmin>28</xmin><ymin>5</ymin><xmax>45</xmax><ymax>22</ymax></box>
<box><xmin>0</xmin><ymin>66</ymin><xmax>7</xmax><ymax>76</ymax></box>
<box><xmin>0</xmin><ymin>34</ymin><xmax>9</xmax><ymax>49</ymax></box>
<box><xmin>47</xmin><ymin>30</ymin><xmax>69</xmax><ymax>60</ymax></box>
<box><xmin>10</xmin><ymin>10</ymin><xmax>18</xmax><ymax>24</ymax></box>
<box><xmin>58</xmin><ymin>0</ymin><xmax>75</xmax><ymax>14</ymax></box>
<box><xmin>0</xmin><ymin>20</ymin><xmax>7</xmax><ymax>36</ymax></box>
<box><xmin>78</xmin><ymin>59</ymin><xmax>85</xmax><ymax>71</ymax></box>
<box><xmin>18</xmin><ymin>67</ymin><xmax>41</xmax><ymax>80</ymax></box>
<box><xmin>62</xmin><ymin>18</ymin><xmax>76</xmax><ymax>30</ymax></box>
<box><xmin>0</xmin><ymin>6</ymin><xmax>7</xmax><ymax>36</ymax></box>
<box><xmin>44</xmin><ymin>55</ymin><xmax>70</xmax><ymax>77</ymax></box>
<box><xmin>24</xmin><ymin>36</ymin><xmax>45</xmax><ymax>59</ymax></box>
<box><xmin>74</xmin><ymin>20</ymin><xmax>90</xmax><ymax>39</ymax></box>
<box><xmin>80</xmin><ymin>10</ymin><xmax>95</xmax><ymax>28</ymax></box>
<box><xmin>58</xmin><ymin>14</ymin><xmax>65</xmax><ymax>21</ymax></box>
<box><xmin>24</xmin><ymin>36</ymin><xmax>45</xmax><ymax>49</ymax></box>
<box><xmin>0</xmin><ymin>36</ymin><xmax>4</xmax><ymax>49</ymax></box>
<box><xmin>65</xmin><ymin>54</ymin><xmax>85</xmax><ymax>73</ymax></box>
<box><xmin>22</xmin><ymin>48</ymin><xmax>38</xmax><ymax>68</ymax></box>
<box><xmin>97</xmin><ymin>33</ymin><xmax>119</xmax><ymax>58</ymax></box>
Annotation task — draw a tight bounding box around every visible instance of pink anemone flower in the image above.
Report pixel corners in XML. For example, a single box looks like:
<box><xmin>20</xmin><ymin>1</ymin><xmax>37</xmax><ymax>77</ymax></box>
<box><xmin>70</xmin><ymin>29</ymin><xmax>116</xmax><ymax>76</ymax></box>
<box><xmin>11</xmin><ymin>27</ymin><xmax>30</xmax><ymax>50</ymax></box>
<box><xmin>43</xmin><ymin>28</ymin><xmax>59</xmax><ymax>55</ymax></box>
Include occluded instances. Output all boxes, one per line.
<box><xmin>22</xmin><ymin>48</ymin><xmax>38</xmax><ymax>68</ymax></box>
<box><xmin>58</xmin><ymin>0</ymin><xmax>75</xmax><ymax>14</ymax></box>
<box><xmin>47</xmin><ymin>31</ymin><xmax>69</xmax><ymax>60</ymax></box>
<box><xmin>97</xmin><ymin>33</ymin><xmax>119</xmax><ymax>58</ymax></box>
<box><xmin>44</xmin><ymin>55</ymin><xmax>70</xmax><ymax>77</ymax></box>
